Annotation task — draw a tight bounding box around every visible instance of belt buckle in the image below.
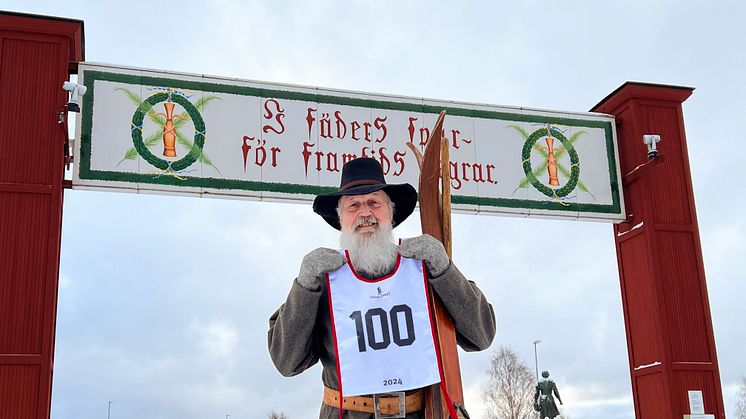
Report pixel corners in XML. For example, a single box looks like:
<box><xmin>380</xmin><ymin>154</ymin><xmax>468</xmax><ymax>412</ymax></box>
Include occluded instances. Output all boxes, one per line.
<box><xmin>373</xmin><ymin>391</ymin><xmax>406</xmax><ymax>419</ymax></box>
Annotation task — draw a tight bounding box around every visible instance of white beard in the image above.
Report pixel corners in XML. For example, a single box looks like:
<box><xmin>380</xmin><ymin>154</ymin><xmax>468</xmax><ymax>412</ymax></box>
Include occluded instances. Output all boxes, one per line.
<box><xmin>339</xmin><ymin>216</ymin><xmax>397</xmax><ymax>278</ymax></box>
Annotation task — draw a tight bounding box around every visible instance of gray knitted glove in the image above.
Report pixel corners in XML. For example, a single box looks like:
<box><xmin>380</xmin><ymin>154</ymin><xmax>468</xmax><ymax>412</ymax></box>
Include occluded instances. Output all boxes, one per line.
<box><xmin>296</xmin><ymin>247</ymin><xmax>346</xmax><ymax>290</ymax></box>
<box><xmin>398</xmin><ymin>234</ymin><xmax>450</xmax><ymax>277</ymax></box>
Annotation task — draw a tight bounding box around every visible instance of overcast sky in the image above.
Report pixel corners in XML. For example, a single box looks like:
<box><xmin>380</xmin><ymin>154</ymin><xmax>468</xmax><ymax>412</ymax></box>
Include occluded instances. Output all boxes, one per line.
<box><xmin>6</xmin><ymin>1</ymin><xmax>746</xmax><ymax>418</ymax></box>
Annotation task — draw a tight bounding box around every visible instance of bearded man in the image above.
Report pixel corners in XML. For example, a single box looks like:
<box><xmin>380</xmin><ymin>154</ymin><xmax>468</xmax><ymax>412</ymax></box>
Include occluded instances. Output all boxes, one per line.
<box><xmin>268</xmin><ymin>157</ymin><xmax>495</xmax><ymax>418</ymax></box>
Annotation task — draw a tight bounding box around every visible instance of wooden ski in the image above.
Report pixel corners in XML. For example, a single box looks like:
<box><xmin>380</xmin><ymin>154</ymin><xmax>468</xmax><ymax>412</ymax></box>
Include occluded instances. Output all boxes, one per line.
<box><xmin>407</xmin><ymin>110</ymin><xmax>463</xmax><ymax>418</ymax></box>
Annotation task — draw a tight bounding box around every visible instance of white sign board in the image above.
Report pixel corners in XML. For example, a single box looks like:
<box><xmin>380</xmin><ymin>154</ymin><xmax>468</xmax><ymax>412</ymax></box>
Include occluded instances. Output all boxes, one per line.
<box><xmin>74</xmin><ymin>63</ymin><xmax>624</xmax><ymax>222</ymax></box>
<box><xmin>688</xmin><ymin>390</ymin><xmax>705</xmax><ymax>415</ymax></box>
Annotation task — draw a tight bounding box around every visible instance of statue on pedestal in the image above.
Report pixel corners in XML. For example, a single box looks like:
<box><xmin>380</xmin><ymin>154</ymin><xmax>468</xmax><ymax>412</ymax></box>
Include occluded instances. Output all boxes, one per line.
<box><xmin>534</xmin><ymin>370</ymin><xmax>563</xmax><ymax>419</ymax></box>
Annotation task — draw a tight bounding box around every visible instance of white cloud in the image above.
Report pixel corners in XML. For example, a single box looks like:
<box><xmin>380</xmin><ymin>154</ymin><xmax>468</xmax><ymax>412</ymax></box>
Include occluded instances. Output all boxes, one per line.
<box><xmin>58</xmin><ymin>272</ymin><xmax>73</xmax><ymax>288</ymax></box>
<box><xmin>190</xmin><ymin>319</ymin><xmax>239</xmax><ymax>358</ymax></box>
<box><xmin>702</xmin><ymin>220</ymin><xmax>744</xmax><ymax>275</ymax></box>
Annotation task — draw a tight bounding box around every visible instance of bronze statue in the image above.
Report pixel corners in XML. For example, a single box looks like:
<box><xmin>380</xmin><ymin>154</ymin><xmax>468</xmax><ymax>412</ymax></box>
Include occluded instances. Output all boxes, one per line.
<box><xmin>534</xmin><ymin>370</ymin><xmax>563</xmax><ymax>418</ymax></box>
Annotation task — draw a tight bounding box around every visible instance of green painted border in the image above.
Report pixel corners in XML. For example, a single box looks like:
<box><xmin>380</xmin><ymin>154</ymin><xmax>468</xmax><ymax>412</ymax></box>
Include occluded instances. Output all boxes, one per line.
<box><xmin>78</xmin><ymin>69</ymin><xmax>621</xmax><ymax>215</ymax></box>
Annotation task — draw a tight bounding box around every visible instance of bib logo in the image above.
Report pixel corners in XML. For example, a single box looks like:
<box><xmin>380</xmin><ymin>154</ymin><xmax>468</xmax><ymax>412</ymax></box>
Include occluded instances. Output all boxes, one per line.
<box><xmin>115</xmin><ymin>87</ymin><xmax>220</xmax><ymax>178</ymax></box>
<box><xmin>370</xmin><ymin>286</ymin><xmax>391</xmax><ymax>300</ymax></box>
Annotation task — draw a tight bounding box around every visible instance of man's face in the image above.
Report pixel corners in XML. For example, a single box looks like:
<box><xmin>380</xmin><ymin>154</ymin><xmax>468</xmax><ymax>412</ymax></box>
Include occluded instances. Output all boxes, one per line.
<box><xmin>338</xmin><ymin>190</ymin><xmax>393</xmax><ymax>235</ymax></box>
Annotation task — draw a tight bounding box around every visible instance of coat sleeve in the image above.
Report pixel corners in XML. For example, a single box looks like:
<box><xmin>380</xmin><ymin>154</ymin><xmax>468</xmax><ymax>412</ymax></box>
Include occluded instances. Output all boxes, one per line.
<box><xmin>267</xmin><ymin>279</ymin><xmax>323</xmax><ymax>377</ymax></box>
<box><xmin>553</xmin><ymin>382</ymin><xmax>563</xmax><ymax>404</ymax></box>
<box><xmin>427</xmin><ymin>262</ymin><xmax>496</xmax><ymax>351</ymax></box>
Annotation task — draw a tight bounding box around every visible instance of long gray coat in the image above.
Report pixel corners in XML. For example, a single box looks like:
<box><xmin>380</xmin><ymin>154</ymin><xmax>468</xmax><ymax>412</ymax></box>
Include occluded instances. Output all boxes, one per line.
<box><xmin>268</xmin><ymin>262</ymin><xmax>496</xmax><ymax>418</ymax></box>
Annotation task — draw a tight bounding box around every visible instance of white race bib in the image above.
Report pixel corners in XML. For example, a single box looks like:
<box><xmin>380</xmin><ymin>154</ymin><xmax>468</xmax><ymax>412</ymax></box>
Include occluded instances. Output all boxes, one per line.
<box><xmin>326</xmin><ymin>253</ymin><xmax>441</xmax><ymax>397</ymax></box>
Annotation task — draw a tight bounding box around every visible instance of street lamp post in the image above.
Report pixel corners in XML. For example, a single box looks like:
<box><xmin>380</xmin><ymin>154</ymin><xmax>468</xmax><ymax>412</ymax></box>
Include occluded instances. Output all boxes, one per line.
<box><xmin>533</xmin><ymin>340</ymin><xmax>542</xmax><ymax>381</ymax></box>
<box><xmin>107</xmin><ymin>401</ymin><xmax>114</xmax><ymax>419</ymax></box>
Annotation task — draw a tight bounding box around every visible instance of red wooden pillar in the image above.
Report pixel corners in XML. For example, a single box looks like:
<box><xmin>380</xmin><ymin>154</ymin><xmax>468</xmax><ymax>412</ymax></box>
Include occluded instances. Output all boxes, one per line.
<box><xmin>592</xmin><ymin>83</ymin><xmax>725</xmax><ymax>419</ymax></box>
<box><xmin>0</xmin><ymin>12</ymin><xmax>83</xmax><ymax>419</ymax></box>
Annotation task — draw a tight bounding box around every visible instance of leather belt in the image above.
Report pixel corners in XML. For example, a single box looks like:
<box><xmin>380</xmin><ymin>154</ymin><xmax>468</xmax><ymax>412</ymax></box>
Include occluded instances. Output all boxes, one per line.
<box><xmin>323</xmin><ymin>386</ymin><xmax>424</xmax><ymax>415</ymax></box>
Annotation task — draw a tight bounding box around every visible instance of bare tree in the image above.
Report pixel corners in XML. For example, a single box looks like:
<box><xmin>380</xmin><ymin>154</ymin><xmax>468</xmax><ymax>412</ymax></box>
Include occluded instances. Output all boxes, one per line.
<box><xmin>482</xmin><ymin>345</ymin><xmax>536</xmax><ymax>419</ymax></box>
<box><xmin>267</xmin><ymin>410</ymin><xmax>288</xmax><ymax>419</ymax></box>
<box><xmin>736</xmin><ymin>376</ymin><xmax>746</xmax><ymax>419</ymax></box>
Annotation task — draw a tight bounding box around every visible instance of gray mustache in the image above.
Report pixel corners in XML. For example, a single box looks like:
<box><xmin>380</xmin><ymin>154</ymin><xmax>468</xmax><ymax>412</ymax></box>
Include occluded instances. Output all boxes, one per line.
<box><xmin>355</xmin><ymin>216</ymin><xmax>379</xmax><ymax>227</ymax></box>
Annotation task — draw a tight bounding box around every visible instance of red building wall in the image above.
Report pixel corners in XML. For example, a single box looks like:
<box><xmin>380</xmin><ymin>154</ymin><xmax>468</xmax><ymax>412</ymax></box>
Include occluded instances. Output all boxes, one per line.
<box><xmin>593</xmin><ymin>83</ymin><xmax>725</xmax><ymax>418</ymax></box>
<box><xmin>0</xmin><ymin>12</ymin><xmax>83</xmax><ymax>419</ymax></box>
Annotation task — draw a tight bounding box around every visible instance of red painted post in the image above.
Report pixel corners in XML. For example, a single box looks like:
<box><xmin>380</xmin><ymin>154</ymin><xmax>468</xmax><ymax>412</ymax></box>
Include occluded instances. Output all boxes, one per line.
<box><xmin>0</xmin><ymin>12</ymin><xmax>83</xmax><ymax>419</ymax></box>
<box><xmin>592</xmin><ymin>82</ymin><xmax>725</xmax><ymax>419</ymax></box>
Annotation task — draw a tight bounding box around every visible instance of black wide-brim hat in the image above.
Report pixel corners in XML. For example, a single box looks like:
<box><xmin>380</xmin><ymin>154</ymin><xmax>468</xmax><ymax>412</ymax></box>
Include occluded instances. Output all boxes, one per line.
<box><xmin>313</xmin><ymin>157</ymin><xmax>417</xmax><ymax>230</ymax></box>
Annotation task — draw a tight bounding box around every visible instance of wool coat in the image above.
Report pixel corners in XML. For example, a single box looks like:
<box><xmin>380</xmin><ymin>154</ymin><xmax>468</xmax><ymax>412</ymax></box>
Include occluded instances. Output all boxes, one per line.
<box><xmin>268</xmin><ymin>261</ymin><xmax>496</xmax><ymax>419</ymax></box>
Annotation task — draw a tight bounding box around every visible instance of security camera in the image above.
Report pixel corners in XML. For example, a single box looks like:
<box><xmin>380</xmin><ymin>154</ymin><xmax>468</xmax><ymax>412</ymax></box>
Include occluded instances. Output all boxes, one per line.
<box><xmin>62</xmin><ymin>81</ymin><xmax>87</xmax><ymax>113</ymax></box>
<box><xmin>642</xmin><ymin>134</ymin><xmax>661</xmax><ymax>159</ymax></box>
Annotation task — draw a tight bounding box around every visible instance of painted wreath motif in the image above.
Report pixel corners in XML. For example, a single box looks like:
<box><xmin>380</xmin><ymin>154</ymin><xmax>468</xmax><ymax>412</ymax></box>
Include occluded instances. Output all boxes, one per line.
<box><xmin>521</xmin><ymin>127</ymin><xmax>580</xmax><ymax>198</ymax></box>
<box><xmin>131</xmin><ymin>92</ymin><xmax>206</xmax><ymax>172</ymax></box>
